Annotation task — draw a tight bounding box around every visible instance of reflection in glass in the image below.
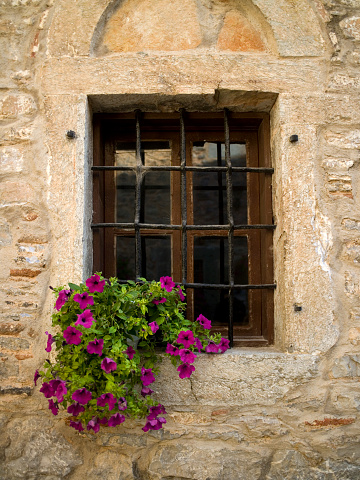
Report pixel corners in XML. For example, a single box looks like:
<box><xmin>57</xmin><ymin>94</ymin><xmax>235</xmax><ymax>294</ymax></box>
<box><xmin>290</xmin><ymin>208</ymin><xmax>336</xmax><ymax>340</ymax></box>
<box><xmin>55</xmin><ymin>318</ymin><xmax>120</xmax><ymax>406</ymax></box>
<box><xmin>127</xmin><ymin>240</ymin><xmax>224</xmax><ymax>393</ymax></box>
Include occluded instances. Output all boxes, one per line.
<box><xmin>116</xmin><ymin>237</ymin><xmax>135</xmax><ymax>280</ymax></box>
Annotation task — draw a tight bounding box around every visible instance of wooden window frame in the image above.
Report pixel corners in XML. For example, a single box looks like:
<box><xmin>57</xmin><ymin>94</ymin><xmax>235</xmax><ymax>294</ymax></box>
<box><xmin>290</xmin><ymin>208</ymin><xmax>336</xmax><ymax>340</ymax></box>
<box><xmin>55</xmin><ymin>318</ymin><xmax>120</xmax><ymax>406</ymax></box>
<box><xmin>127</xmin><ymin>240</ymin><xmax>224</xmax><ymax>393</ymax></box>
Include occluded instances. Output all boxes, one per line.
<box><xmin>92</xmin><ymin>111</ymin><xmax>275</xmax><ymax>347</ymax></box>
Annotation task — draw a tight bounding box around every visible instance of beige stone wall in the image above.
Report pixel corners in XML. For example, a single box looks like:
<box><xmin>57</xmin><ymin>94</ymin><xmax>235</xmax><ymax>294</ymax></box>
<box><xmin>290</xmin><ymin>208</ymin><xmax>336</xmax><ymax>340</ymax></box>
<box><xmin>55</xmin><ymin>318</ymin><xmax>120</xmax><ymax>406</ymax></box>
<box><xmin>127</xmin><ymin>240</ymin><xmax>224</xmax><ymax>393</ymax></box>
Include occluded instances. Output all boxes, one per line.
<box><xmin>1</xmin><ymin>0</ymin><xmax>360</xmax><ymax>478</ymax></box>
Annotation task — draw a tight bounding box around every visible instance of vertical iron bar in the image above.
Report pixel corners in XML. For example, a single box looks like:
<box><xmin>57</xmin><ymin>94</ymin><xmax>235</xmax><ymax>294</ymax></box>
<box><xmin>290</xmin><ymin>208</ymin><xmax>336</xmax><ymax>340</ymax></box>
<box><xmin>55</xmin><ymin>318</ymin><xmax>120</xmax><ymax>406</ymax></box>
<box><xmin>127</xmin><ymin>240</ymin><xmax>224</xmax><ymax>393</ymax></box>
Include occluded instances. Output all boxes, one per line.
<box><xmin>180</xmin><ymin>109</ymin><xmax>187</xmax><ymax>285</ymax></box>
<box><xmin>135</xmin><ymin>110</ymin><xmax>143</xmax><ymax>280</ymax></box>
<box><xmin>218</xmin><ymin>142</ymin><xmax>225</xmax><ymax>302</ymax></box>
<box><xmin>224</xmin><ymin>109</ymin><xmax>234</xmax><ymax>347</ymax></box>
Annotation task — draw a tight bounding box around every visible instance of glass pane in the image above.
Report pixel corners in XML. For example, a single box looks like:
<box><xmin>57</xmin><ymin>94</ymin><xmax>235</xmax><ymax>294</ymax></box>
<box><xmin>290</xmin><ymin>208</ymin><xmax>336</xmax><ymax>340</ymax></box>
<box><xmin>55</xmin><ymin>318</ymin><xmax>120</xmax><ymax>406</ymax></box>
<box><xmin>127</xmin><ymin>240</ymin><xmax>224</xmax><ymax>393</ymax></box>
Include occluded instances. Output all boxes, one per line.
<box><xmin>194</xmin><ymin>289</ymin><xmax>228</xmax><ymax>328</ymax></box>
<box><xmin>115</xmin><ymin>171</ymin><xmax>135</xmax><ymax>222</ymax></box>
<box><xmin>191</xmin><ymin>142</ymin><xmax>247</xmax><ymax>225</ymax></box>
<box><xmin>116</xmin><ymin>237</ymin><xmax>135</xmax><ymax>279</ymax></box>
<box><xmin>143</xmin><ymin>171</ymin><xmax>170</xmax><ymax>224</ymax></box>
<box><xmin>142</xmin><ymin>237</ymin><xmax>171</xmax><ymax>281</ymax></box>
<box><xmin>115</xmin><ymin>141</ymin><xmax>171</xmax><ymax>166</ymax></box>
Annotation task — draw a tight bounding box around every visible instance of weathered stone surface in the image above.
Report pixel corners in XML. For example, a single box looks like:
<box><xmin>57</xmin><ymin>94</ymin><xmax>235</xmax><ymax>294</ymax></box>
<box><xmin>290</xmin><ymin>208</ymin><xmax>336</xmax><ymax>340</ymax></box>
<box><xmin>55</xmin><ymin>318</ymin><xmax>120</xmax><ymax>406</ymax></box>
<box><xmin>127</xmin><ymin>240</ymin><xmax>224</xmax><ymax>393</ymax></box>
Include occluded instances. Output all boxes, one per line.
<box><xmin>327</xmin><ymin>174</ymin><xmax>352</xmax><ymax>197</ymax></box>
<box><xmin>0</xmin><ymin>94</ymin><xmax>36</xmax><ymax>120</ymax></box>
<box><xmin>342</xmin><ymin>218</ymin><xmax>360</xmax><ymax>231</ymax></box>
<box><xmin>217</xmin><ymin>10</ymin><xmax>266</xmax><ymax>52</ymax></box>
<box><xmin>135</xmin><ymin>441</ymin><xmax>270</xmax><ymax>480</ymax></box>
<box><xmin>0</xmin><ymin>323</ymin><xmax>25</xmax><ymax>335</ymax></box>
<box><xmin>3</xmin><ymin>416</ymin><xmax>82</xmax><ymax>479</ymax></box>
<box><xmin>0</xmin><ymin>220</ymin><xmax>11</xmax><ymax>247</ymax></box>
<box><xmin>0</xmin><ymin>181</ymin><xmax>36</xmax><ymax>206</ymax></box>
<box><xmin>342</xmin><ymin>240</ymin><xmax>360</xmax><ymax>264</ymax></box>
<box><xmin>86</xmin><ymin>450</ymin><xmax>133</xmax><ymax>480</ymax></box>
<box><xmin>0</xmin><ymin>147</ymin><xmax>24</xmax><ymax>173</ymax></box>
<box><xmin>0</xmin><ymin>336</ymin><xmax>29</xmax><ymax>351</ymax></box>
<box><xmin>332</xmin><ymin>355</ymin><xmax>360</xmax><ymax>378</ymax></box>
<box><xmin>323</xmin><ymin>128</ymin><xmax>360</xmax><ymax>149</ymax></box>
<box><xmin>340</xmin><ymin>17</ymin><xmax>360</xmax><ymax>41</ymax></box>
<box><xmin>0</xmin><ymin>355</ymin><xmax>19</xmax><ymax>378</ymax></box>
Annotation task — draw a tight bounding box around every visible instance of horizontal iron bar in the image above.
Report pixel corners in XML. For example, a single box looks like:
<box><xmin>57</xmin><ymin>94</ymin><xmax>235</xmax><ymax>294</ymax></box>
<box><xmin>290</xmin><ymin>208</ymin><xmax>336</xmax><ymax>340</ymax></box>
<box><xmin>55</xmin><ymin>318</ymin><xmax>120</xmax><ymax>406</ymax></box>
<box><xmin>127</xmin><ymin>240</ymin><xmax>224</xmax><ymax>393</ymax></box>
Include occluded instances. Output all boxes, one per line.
<box><xmin>91</xmin><ymin>223</ymin><xmax>276</xmax><ymax>230</ymax></box>
<box><xmin>114</xmin><ymin>279</ymin><xmax>276</xmax><ymax>290</ymax></box>
<box><xmin>92</xmin><ymin>165</ymin><xmax>274</xmax><ymax>173</ymax></box>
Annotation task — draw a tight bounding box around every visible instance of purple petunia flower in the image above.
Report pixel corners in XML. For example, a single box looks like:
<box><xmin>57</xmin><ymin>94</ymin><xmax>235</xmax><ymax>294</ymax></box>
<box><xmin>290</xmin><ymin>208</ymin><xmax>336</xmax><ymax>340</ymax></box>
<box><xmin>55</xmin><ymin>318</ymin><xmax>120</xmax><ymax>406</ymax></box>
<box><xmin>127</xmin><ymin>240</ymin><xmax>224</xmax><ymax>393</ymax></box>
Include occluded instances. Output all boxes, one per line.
<box><xmin>34</xmin><ymin>369</ymin><xmax>40</xmax><ymax>386</ymax></box>
<box><xmin>205</xmin><ymin>341</ymin><xmax>219</xmax><ymax>353</ymax></box>
<box><xmin>73</xmin><ymin>292</ymin><xmax>94</xmax><ymax>310</ymax></box>
<box><xmin>101</xmin><ymin>357</ymin><xmax>117</xmax><ymax>373</ymax></box>
<box><xmin>147</xmin><ymin>404</ymin><xmax>167</xmax><ymax>420</ymax></box>
<box><xmin>97</xmin><ymin>393</ymin><xmax>117</xmax><ymax>411</ymax></box>
<box><xmin>48</xmin><ymin>399</ymin><xmax>59</xmax><ymax>416</ymax></box>
<box><xmin>142</xmin><ymin>417</ymin><xmax>166</xmax><ymax>432</ymax></box>
<box><xmin>195</xmin><ymin>338</ymin><xmax>203</xmax><ymax>352</ymax></box>
<box><xmin>118</xmin><ymin>397</ymin><xmax>127</xmax><ymax>411</ymax></box>
<box><xmin>160</xmin><ymin>276</ymin><xmax>175</xmax><ymax>293</ymax></box>
<box><xmin>165</xmin><ymin>343</ymin><xmax>179</xmax><ymax>356</ymax></box>
<box><xmin>218</xmin><ymin>337</ymin><xmax>230</xmax><ymax>353</ymax></box>
<box><xmin>87</xmin><ymin>416</ymin><xmax>100</xmax><ymax>433</ymax></box>
<box><xmin>123</xmin><ymin>345</ymin><xmax>136</xmax><ymax>360</ymax></box>
<box><xmin>69</xmin><ymin>420</ymin><xmax>84</xmax><ymax>432</ymax></box>
<box><xmin>141</xmin><ymin>367</ymin><xmax>155</xmax><ymax>386</ymax></box>
<box><xmin>72</xmin><ymin>388</ymin><xmax>92</xmax><ymax>405</ymax></box>
<box><xmin>179</xmin><ymin>348</ymin><xmax>197</xmax><ymax>364</ymax></box>
<box><xmin>177</xmin><ymin>330</ymin><xmax>195</xmax><ymax>348</ymax></box>
<box><xmin>108</xmin><ymin>413</ymin><xmax>125</xmax><ymax>427</ymax></box>
<box><xmin>45</xmin><ymin>331</ymin><xmax>54</xmax><ymax>353</ymax></box>
<box><xmin>196</xmin><ymin>314</ymin><xmax>212</xmax><ymax>330</ymax></box>
<box><xmin>55</xmin><ymin>289</ymin><xmax>72</xmax><ymax>311</ymax></box>
<box><xmin>152</xmin><ymin>297</ymin><xmax>167</xmax><ymax>305</ymax></box>
<box><xmin>149</xmin><ymin>321</ymin><xmax>159</xmax><ymax>334</ymax></box>
<box><xmin>99</xmin><ymin>417</ymin><xmax>108</xmax><ymax>425</ymax></box>
<box><xmin>49</xmin><ymin>379</ymin><xmax>67</xmax><ymax>402</ymax></box>
<box><xmin>177</xmin><ymin>286</ymin><xmax>185</xmax><ymax>301</ymax></box>
<box><xmin>63</xmin><ymin>326</ymin><xmax>82</xmax><ymax>345</ymax></box>
<box><xmin>177</xmin><ymin>363</ymin><xmax>195</xmax><ymax>379</ymax></box>
<box><xmin>75</xmin><ymin>309</ymin><xmax>96</xmax><ymax>329</ymax></box>
<box><xmin>39</xmin><ymin>382</ymin><xmax>53</xmax><ymax>398</ymax></box>
<box><xmin>87</xmin><ymin>338</ymin><xmax>104</xmax><ymax>356</ymax></box>
<box><xmin>141</xmin><ymin>387</ymin><xmax>153</xmax><ymax>397</ymax></box>
<box><xmin>86</xmin><ymin>274</ymin><xmax>106</xmax><ymax>294</ymax></box>
<box><xmin>67</xmin><ymin>402</ymin><xmax>85</xmax><ymax>416</ymax></box>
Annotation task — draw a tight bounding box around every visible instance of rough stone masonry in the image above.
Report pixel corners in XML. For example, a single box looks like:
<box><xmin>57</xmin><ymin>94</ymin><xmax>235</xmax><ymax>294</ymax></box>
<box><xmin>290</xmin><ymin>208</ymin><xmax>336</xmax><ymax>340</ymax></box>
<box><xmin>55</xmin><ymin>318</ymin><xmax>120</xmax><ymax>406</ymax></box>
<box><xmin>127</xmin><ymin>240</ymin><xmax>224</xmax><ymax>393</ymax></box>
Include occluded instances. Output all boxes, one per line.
<box><xmin>1</xmin><ymin>0</ymin><xmax>360</xmax><ymax>479</ymax></box>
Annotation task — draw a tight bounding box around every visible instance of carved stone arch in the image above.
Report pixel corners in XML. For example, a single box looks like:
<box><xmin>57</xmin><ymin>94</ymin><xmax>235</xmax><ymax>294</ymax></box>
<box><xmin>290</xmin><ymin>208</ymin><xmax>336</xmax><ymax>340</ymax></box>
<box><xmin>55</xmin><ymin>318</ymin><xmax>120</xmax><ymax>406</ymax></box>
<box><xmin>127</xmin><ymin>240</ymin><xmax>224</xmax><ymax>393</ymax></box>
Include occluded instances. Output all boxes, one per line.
<box><xmin>46</xmin><ymin>0</ymin><xmax>328</xmax><ymax>59</ymax></box>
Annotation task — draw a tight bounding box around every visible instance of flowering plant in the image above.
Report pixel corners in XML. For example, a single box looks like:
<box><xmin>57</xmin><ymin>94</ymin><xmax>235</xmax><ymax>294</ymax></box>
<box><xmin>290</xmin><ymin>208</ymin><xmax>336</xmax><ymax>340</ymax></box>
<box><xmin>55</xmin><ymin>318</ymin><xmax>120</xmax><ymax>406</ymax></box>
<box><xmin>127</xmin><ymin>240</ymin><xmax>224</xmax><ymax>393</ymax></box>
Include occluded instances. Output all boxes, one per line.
<box><xmin>34</xmin><ymin>274</ymin><xmax>229</xmax><ymax>433</ymax></box>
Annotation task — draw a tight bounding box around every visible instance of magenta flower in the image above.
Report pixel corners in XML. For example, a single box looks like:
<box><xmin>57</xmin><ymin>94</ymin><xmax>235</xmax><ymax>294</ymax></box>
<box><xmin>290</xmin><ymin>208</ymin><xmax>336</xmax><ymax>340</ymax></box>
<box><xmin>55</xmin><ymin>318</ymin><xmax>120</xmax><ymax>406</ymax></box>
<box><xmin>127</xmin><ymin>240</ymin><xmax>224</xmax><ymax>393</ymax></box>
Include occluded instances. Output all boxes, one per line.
<box><xmin>34</xmin><ymin>369</ymin><xmax>40</xmax><ymax>386</ymax></box>
<box><xmin>87</xmin><ymin>417</ymin><xmax>100</xmax><ymax>433</ymax></box>
<box><xmin>196</xmin><ymin>314</ymin><xmax>212</xmax><ymax>330</ymax></box>
<box><xmin>149</xmin><ymin>321</ymin><xmax>159</xmax><ymax>334</ymax></box>
<box><xmin>177</xmin><ymin>363</ymin><xmax>195</xmax><ymax>379</ymax></box>
<box><xmin>142</xmin><ymin>417</ymin><xmax>166</xmax><ymax>432</ymax></box>
<box><xmin>75</xmin><ymin>309</ymin><xmax>96</xmax><ymax>329</ymax></box>
<box><xmin>166</xmin><ymin>343</ymin><xmax>179</xmax><ymax>356</ymax></box>
<box><xmin>177</xmin><ymin>286</ymin><xmax>185</xmax><ymax>301</ymax></box>
<box><xmin>67</xmin><ymin>402</ymin><xmax>85</xmax><ymax>416</ymax></box>
<box><xmin>141</xmin><ymin>387</ymin><xmax>153</xmax><ymax>397</ymax></box>
<box><xmin>49</xmin><ymin>379</ymin><xmax>67</xmax><ymax>402</ymax></box>
<box><xmin>160</xmin><ymin>276</ymin><xmax>175</xmax><ymax>293</ymax></box>
<box><xmin>101</xmin><ymin>357</ymin><xmax>117</xmax><ymax>373</ymax></box>
<box><xmin>218</xmin><ymin>338</ymin><xmax>230</xmax><ymax>353</ymax></box>
<box><xmin>87</xmin><ymin>338</ymin><xmax>104</xmax><ymax>355</ymax></box>
<box><xmin>177</xmin><ymin>330</ymin><xmax>195</xmax><ymax>348</ymax></box>
<box><xmin>63</xmin><ymin>326</ymin><xmax>82</xmax><ymax>345</ymax></box>
<box><xmin>48</xmin><ymin>399</ymin><xmax>59</xmax><ymax>416</ymax></box>
<box><xmin>72</xmin><ymin>388</ymin><xmax>92</xmax><ymax>405</ymax></box>
<box><xmin>195</xmin><ymin>338</ymin><xmax>203</xmax><ymax>352</ymax></box>
<box><xmin>141</xmin><ymin>367</ymin><xmax>155</xmax><ymax>386</ymax></box>
<box><xmin>123</xmin><ymin>345</ymin><xmax>136</xmax><ymax>360</ymax></box>
<box><xmin>73</xmin><ymin>292</ymin><xmax>94</xmax><ymax>309</ymax></box>
<box><xmin>45</xmin><ymin>331</ymin><xmax>54</xmax><ymax>353</ymax></box>
<box><xmin>179</xmin><ymin>348</ymin><xmax>197</xmax><ymax>364</ymax></box>
<box><xmin>108</xmin><ymin>413</ymin><xmax>125</xmax><ymax>427</ymax></box>
<box><xmin>97</xmin><ymin>393</ymin><xmax>117</xmax><ymax>411</ymax></box>
<box><xmin>86</xmin><ymin>274</ymin><xmax>106</xmax><ymax>293</ymax></box>
<box><xmin>205</xmin><ymin>341</ymin><xmax>219</xmax><ymax>353</ymax></box>
<box><xmin>118</xmin><ymin>397</ymin><xmax>127</xmax><ymax>410</ymax></box>
<box><xmin>55</xmin><ymin>289</ymin><xmax>72</xmax><ymax>311</ymax></box>
<box><xmin>39</xmin><ymin>382</ymin><xmax>53</xmax><ymax>398</ymax></box>
<box><xmin>70</xmin><ymin>420</ymin><xmax>84</xmax><ymax>432</ymax></box>
<box><xmin>152</xmin><ymin>297</ymin><xmax>167</xmax><ymax>305</ymax></box>
<box><xmin>99</xmin><ymin>417</ymin><xmax>108</xmax><ymax>425</ymax></box>
<box><xmin>147</xmin><ymin>404</ymin><xmax>167</xmax><ymax>420</ymax></box>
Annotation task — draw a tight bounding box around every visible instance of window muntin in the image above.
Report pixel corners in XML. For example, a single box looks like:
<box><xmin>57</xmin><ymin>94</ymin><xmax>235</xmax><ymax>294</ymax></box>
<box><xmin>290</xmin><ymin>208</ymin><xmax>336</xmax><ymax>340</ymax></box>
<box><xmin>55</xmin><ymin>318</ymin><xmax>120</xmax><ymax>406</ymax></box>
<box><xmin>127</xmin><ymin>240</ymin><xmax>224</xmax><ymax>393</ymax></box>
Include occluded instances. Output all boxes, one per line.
<box><xmin>92</xmin><ymin>111</ymin><xmax>275</xmax><ymax>346</ymax></box>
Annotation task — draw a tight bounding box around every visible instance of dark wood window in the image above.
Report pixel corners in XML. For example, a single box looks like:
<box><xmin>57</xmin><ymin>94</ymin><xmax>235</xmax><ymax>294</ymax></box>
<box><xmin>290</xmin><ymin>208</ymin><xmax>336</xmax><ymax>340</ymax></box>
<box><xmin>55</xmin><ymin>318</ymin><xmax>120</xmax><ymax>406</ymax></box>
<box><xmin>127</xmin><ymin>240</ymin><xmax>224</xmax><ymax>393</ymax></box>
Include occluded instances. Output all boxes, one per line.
<box><xmin>92</xmin><ymin>111</ymin><xmax>275</xmax><ymax>346</ymax></box>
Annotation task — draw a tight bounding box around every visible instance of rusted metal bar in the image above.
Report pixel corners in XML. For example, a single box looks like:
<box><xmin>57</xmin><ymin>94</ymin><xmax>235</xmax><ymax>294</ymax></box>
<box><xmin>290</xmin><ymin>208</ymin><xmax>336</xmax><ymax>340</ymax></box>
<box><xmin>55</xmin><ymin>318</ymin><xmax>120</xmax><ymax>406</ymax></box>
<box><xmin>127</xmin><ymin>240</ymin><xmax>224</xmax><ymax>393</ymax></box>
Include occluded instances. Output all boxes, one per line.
<box><xmin>134</xmin><ymin>110</ymin><xmax>143</xmax><ymax>280</ymax></box>
<box><xmin>180</xmin><ymin>109</ymin><xmax>187</xmax><ymax>285</ymax></box>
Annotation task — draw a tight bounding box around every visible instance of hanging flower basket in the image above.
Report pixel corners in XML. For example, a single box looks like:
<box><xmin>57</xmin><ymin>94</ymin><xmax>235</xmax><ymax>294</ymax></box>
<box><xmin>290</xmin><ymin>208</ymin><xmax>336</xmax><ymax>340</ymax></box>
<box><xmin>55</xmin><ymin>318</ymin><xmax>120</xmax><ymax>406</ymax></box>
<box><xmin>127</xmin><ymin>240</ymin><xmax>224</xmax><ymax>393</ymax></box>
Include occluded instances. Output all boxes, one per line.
<box><xmin>34</xmin><ymin>274</ymin><xmax>229</xmax><ymax>433</ymax></box>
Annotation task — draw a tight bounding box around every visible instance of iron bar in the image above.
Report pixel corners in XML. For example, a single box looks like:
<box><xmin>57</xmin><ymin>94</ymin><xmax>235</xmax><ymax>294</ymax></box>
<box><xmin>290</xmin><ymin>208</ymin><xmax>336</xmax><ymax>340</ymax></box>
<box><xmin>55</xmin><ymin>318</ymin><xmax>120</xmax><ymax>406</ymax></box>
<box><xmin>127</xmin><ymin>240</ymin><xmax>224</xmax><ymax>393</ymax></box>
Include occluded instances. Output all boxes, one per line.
<box><xmin>224</xmin><ymin>108</ymin><xmax>234</xmax><ymax>347</ymax></box>
<box><xmin>91</xmin><ymin>223</ymin><xmax>276</xmax><ymax>230</ymax></box>
<box><xmin>115</xmin><ymin>279</ymin><xmax>276</xmax><ymax>290</ymax></box>
<box><xmin>134</xmin><ymin>110</ymin><xmax>143</xmax><ymax>280</ymax></box>
<box><xmin>92</xmin><ymin>165</ymin><xmax>274</xmax><ymax>173</ymax></box>
<box><xmin>180</xmin><ymin>109</ymin><xmax>187</xmax><ymax>285</ymax></box>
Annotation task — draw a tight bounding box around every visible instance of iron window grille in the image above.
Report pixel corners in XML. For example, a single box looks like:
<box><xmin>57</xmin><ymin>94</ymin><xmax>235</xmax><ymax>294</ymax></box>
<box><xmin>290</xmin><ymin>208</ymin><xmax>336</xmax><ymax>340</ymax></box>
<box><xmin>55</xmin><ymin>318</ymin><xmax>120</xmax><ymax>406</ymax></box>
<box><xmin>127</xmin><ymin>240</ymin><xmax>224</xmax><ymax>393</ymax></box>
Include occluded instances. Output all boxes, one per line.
<box><xmin>92</xmin><ymin>110</ymin><xmax>275</xmax><ymax>347</ymax></box>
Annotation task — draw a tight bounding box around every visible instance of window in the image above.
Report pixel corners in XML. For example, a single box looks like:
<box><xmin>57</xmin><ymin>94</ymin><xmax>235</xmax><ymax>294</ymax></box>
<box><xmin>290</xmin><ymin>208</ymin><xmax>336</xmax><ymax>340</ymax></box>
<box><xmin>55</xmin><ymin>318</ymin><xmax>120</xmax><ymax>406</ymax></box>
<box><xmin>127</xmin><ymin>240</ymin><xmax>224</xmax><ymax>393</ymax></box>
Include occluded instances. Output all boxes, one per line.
<box><xmin>92</xmin><ymin>110</ymin><xmax>275</xmax><ymax>346</ymax></box>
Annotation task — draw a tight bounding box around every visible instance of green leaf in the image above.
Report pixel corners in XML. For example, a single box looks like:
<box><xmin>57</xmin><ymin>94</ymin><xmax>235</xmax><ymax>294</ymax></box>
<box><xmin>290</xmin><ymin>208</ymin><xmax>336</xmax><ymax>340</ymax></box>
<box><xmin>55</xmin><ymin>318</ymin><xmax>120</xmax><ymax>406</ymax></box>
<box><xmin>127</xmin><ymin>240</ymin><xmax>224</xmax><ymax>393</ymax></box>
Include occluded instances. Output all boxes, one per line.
<box><xmin>68</xmin><ymin>283</ymin><xmax>81</xmax><ymax>291</ymax></box>
<box><xmin>109</xmin><ymin>326</ymin><xmax>117</xmax><ymax>334</ymax></box>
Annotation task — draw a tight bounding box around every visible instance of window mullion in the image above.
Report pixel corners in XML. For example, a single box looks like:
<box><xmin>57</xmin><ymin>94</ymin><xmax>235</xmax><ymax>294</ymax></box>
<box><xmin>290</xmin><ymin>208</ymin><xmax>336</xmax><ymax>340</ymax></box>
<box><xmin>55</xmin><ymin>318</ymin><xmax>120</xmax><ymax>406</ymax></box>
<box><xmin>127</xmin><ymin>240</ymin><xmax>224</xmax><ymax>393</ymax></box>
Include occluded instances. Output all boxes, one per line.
<box><xmin>134</xmin><ymin>110</ymin><xmax>143</xmax><ymax>280</ymax></box>
<box><xmin>180</xmin><ymin>109</ymin><xmax>187</xmax><ymax>285</ymax></box>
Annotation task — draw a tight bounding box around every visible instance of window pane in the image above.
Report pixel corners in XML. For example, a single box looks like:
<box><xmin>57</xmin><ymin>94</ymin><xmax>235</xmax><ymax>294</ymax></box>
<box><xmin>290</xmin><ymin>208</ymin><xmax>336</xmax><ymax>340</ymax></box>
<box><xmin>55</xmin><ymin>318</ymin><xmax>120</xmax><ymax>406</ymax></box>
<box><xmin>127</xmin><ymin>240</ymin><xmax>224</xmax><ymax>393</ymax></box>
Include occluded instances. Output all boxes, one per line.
<box><xmin>192</xmin><ymin>172</ymin><xmax>227</xmax><ymax>225</ymax></box>
<box><xmin>143</xmin><ymin>171</ymin><xmax>170</xmax><ymax>224</ymax></box>
<box><xmin>142</xmin><ymin>236</ymin><xmax>171</xmax><ymax>281</ymax></box>
<box><xmin>116</xmin><ymin>237</ymin><xmax>135</xmax><ymax>279</ymax></box>
<box><xmin>115</xmin><ymin>171</ymin><xmax>136</xmax><ymax>222</ymax></box>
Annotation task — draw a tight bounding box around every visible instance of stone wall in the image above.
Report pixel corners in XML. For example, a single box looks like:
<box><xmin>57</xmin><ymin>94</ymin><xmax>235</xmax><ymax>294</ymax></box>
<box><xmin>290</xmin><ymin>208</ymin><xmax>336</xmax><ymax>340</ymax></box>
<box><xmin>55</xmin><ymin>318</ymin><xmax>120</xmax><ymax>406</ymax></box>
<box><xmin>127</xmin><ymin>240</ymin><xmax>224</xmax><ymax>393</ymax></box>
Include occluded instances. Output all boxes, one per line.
<box><xmin>1</xmin><ymin>0</ymin><xmax>360</xmax><ymax>479</ymax></box>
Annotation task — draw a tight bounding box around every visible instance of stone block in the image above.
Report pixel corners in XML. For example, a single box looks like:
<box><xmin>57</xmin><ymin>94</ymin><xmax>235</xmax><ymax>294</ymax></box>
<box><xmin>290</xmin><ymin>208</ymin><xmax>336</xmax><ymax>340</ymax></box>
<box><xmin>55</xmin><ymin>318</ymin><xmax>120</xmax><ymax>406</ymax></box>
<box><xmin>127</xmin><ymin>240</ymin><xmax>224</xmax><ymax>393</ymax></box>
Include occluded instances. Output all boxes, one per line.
<box><xmin>0</xmin><ymin>355</ymin><xmax>19</xmax><ymax>378</ymax></box>
<box><xmin>87</xmin><ymin>451</ymin><xmax>133</xmax><ymax>480</ymax></box>
<box><xmin>10</xmin><ymin>268</ymin><xmax>41</xmax><ymax>278</ymax></box>
<box><xmin>332</xmin><ymin>355</ymin><xmax>360</xmax><ymax>378</ymax></box>
<box><xmin>342</xmin><ymin>218</ymin><xmax>360</xmax><ymax>231</ymax></box>
<box><xmin>0</xmin><ymin>220</ymin><xmax>11</xmax><ymax>247</ymax></box>
<box><xmin>327</xmin><ymin>174</ymin><xmax>352</xmax><ymax>197</ymax></box>
<box><xmin>0</xmin><ymin>94</ymin><xmax>36</xmax><ymax>120</ymax></box>
<box><xmin>217</xmin><ymin>10</ymin><xmax>266</xmax><ymax>52</ymax></box>
<box><xmin>345</xmin><ymin>272</ymin><xmax>360</xmax><ymax>296</ymax></box>
<box><xmin>322</xmin><ymin>157</ymin><xmax>354</xmax><ymax>171</ymax></box>
<box><xmin>0</xmin><ymin>323</ymin><xmax>25</xmax><ymax>335</ymax></box>
<box><xmin>342</xmin><ymin>240</ymin><xmax>360</xmax><ymax>264</ymax></box>
<box><xmin>340</xmin><ymin>16</ymin><xmax>360</xmax><ymax>41</ymax></box>
<box><xmin>101</xmin><ymin>0</ymin><xmax>202</xmax><ymax>53</ymax></box>
<box><xmin>0</xmin><ymin>146</ymin><xmax>23</xmax><ymax>173</ymax></box>
<box><xmin>324</xmin><ymin>128</ymin><xmax>360</xmax><ymax>149</ymax></box>
<box><xmin>0</xmin><ymin>181</ymin><xmax>36</xmax><ymax>206</ymax></box>
<box><xmin>0</xmin><ymin>337</ymin><xmax>29</xmax><ymax>351</ymax></box>
<box><xmin>0</xmin><ymin>126</ymin><xmax>33</xmax><ymax>146</ymax></box>
<box><xmin>349</xmin><ymin>327</ymin><xmax>360</xmax><ymax>345</ymax></box>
